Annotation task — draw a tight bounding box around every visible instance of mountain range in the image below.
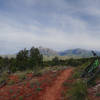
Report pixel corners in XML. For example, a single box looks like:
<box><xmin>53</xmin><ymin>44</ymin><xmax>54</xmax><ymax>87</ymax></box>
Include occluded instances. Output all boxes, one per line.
<box><xmin>39</xmin><ymin>47</ymin><xmax>100</xmax><ymax>58</ymax></box>
<box><xmin>39</xmin><ymin>48</ymin><xmax>100</xmax><ymax>58</ymax></box>
<box><xmin>1</xmin><ymin>47</ymin><xmax>100</xmax><ymax>58</ymax></box>
<box><xmin>58</xmin><ymin>48</ymin><xmax>100</xmax><ymax>58</ymax></box>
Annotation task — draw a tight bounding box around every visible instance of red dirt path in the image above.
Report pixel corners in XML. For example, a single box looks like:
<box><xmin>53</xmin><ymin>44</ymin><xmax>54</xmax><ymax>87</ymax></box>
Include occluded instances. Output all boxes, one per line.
<box><xmin>39</xmin><ymin>68</ymin><xmax>73</xmax><ymax>100</ymax></box>
<box><xmin>0</xmin><ymin>67</ymin><xmax>73</xmax><ymax>100</ymax></box>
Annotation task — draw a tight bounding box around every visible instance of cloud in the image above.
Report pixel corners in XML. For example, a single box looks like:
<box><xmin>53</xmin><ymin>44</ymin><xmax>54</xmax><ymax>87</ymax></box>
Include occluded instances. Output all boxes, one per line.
<box><xmin>0</xmin><ymin>0</ymin><xmax>100</xmax><ymax>54</ymax></box>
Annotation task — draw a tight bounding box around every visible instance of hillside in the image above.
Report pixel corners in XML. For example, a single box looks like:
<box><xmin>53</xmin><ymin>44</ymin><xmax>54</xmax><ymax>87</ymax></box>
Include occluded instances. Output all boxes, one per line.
<box><xmin>60</xmin><ymin>48</ymin><xmax>100</xmax><ymax>57</ymax></box>
<box><xmin>58</xmin><ymin>48</ymin><xmax>94</xmax><ymax>57</ymax></box>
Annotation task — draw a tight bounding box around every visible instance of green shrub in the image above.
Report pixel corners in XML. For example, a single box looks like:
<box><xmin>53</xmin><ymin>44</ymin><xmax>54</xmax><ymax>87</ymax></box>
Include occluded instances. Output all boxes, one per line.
<box><xmin>63</xmin><ymin>81</ymin><xmax>71</xmax><ymax>87</ymax></box>
<box><xmin>34</xmin><ymin>71</ymin><xmax>42</xmax><ymax>77</ymax></box>
<box><xmin>12</xmin><ymin>94</ymin><xmax>17</xmax><ymax>99</ymax></box>
<box><xmin>0</xmin><ymin>72</ymin><xmax>9</xmax><ymax>84</ymax></box>
<box><xmin>35</xmin><ymin>81</ymin><xmax>41</xmax><ymax>87</ymax></box>
<box><xmin>88</xmin><ymin>80</ymin><xmax>96</xmax><ymax>87</ymax></box>
<box><xmin>9</xmin><ymin>89</ymin><xmax>14</xmax><ymax>94</ymax></box>
<box><xmin>8</xmin><ymin>80</ymin><xmax>15</xmax><ymax>85</ymax></box>
<box><xmin>19</xmin><ymin>96</ymin><xmax>23</xmax><ymax>100</ymax></box>
<box><xmin>0</xmin><ymin>77</ymin><xmax>5</xmax><ymax>84</ymax></box>
<box><xmin>23</xmin><ymin>82</ymin><xmax>26</xmax><ymax>86</ymax></box>
<box><xmin>73</xmin><ymin>71</ymin><xmax>80</xmax><ymax>79</ymax></box>
<box><xmin>10</xmin><ymin>66</ymin><xmax>17</xmax><ymax>73</ymax></box>
<box><xmin>30</xmin><ymin>82</ymin><xmax>34</xmax><ymax>88</ymax></box>
<box><xmin>67</xmin><ymin>80</ymin><xmax>88</xmax><ymax>100</ymax></box>
<box><xmin>36</xmin><ymin>87</ymin><xmax>43</xmax><ymax>92</ymax></box>
<box><xmin>96</xmin><ymin>92</ymin><xmax>100</xmax><ymax>97</ymax></box>
<box><xmin>19</xmin><ymin>74</ymin><xmax>26</xmax><ymax>81</ymax></box>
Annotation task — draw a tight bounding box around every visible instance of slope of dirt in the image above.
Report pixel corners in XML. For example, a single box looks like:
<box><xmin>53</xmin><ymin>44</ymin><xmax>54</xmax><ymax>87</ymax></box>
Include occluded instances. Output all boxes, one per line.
<box><xmin>39</xmin><ymin>68</ymin><xmax>73</xmax><ymax>100</ymax></box>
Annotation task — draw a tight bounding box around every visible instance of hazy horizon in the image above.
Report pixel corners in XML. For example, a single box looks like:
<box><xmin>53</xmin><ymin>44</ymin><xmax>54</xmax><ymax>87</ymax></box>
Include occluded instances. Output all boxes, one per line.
<box><xmin>0</xmin><ymin>0</ymin><xmax>100</xmax><ymax>54</ymax></box>
<box><xmin>0</xmin><ymin>47</ymin><xmax>99</xmax><ymax>55</ymax></box>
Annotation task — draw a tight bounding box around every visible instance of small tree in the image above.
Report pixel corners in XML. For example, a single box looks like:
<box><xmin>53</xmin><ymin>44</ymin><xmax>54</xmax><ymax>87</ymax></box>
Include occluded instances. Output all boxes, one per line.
<box><xmin>9</xmin><ymin>58</ymin><xmax>17</xmax><ymax>73</ymax></box>
<box><xmin>16</xmin><ymin>48</ymin><xmax>29</xmax><ymax>71</ymax></box>
<box><xmin>0</xmin><ymin>56</ymin><xmax>3</xmax><ymax>73</ymax></box>
<box><xmin>52</xmin><ymin>56</ymin><xmax>59</xmax><ymax>66</ymax></box>
<box><xmin>29</xmin><ymin>47</ymin><xmax>43</xmax><ymax>70</ymax></box>
<box><xmin>2</xmin><ymin>57</ymin><xmax>10</xmax><ymax>71</ymax></box>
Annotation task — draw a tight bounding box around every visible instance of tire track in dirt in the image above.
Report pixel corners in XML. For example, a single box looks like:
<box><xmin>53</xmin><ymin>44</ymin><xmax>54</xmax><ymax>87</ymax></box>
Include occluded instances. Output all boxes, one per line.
<box><xmin>39</xmin><ymin>67</ymin><xmax>73</xmax><ymax>100</ymax></box>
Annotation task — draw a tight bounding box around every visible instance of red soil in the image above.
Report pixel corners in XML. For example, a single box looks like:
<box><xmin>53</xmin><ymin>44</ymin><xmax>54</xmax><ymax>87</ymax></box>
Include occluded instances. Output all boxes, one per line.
<box><xmin>0</xmin><ymin>68</ymin><xmax>73</xmax><ymax>100</ymax></box>
<box><xmin>38</xmin><ymin>68</ymin><xmax>73</xmax><ymax>100</ymax></box>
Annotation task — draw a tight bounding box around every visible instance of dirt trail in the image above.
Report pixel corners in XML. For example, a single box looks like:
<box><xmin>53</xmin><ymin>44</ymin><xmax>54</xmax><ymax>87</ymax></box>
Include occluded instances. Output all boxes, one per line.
<box><xmin>39</xmin><ymin>68</ymin><xmax>73</xmax><ymax>100</ymax></box>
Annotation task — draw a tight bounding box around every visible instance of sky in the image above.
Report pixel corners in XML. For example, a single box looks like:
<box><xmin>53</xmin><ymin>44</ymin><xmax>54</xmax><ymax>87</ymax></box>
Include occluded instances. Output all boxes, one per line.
<box><xmin>0</xmin><ymin>0</ymin><xmax>100</xmax><ymax>54</ymax></box>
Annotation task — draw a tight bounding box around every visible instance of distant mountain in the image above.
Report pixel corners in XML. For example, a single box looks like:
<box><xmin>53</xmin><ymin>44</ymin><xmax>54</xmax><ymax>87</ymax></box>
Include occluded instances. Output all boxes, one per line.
<box><xmin>0</xmin><ymin>47</ymin><xmax>58</xmax><ymax>58</ymax></box>
<box><xmin>1</xmin><ymin>48</ymin><xmax>100</xmax><ymax>58</ymax></box>
<box><xmin>38</xmin><ymin>47</ymin><xmax>58</xmax><ymax>56</ymax></box>
<box><xmin>40</xmin><ymin>47</ymin><xmax>100</xmax><ymax>58</ymax></box>
<box><xmin>58</xmin><ymin>48</ymin><xmax>100</xmax><ymax>58</ymax></box>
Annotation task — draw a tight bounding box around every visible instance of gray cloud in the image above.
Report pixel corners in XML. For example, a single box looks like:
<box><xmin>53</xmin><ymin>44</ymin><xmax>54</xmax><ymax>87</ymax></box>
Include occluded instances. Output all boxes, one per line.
<box><xmin>0</xmin><ymin>0</ymin><xmax>100</xmax><ymax>54</ymax></box>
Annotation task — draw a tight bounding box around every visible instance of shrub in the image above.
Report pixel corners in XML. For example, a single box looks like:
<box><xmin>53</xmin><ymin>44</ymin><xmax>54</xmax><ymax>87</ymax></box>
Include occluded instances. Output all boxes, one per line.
<box><xmin>34</xmin><ymin>71</ymin><xmax>42</xmax><ymax>77</ymax></box>
<box><xmin>30</xmin><ymin>82</ymin><xmax>34</xmax><ymax>88</ymax></box>
<box><xmin>12</xmin><ymin>94</ymin><xmax>17</xmax><ymax>99</ymax></box>
<box><xmin>36</xmin><ymin>87</ymin><xmax>43</xmax><ymax>92</ymax></box>
<box><xmin>0</xmin><ymin>72</ymin><xmax>9</xmax><ymax>84</ymax></box>
<box><xmin>0</xmin><ymin>77</ymin><xmax>5</xmax><ymax>84</ymax></box>
<box><xmin>23</xmin><ymin>82</ymin><xmax>26</xmax><ymax>86</ymax></box>
<box><xmin>88</xmin><ymin>79</ymin><xmax>96</xmax><ymax>87</ymax></box>
<box><xmin>8</xmin><ymin>80</ymin><xmax>15</xmax><ymax>85</ymax></box>
<box><xmin>73</xmin><ymin>71</ymin><xmax>80</xmax><ymax>79</ymax></box>
<box><xmin>63</xmin><ymin>81</ymin><xmax>70</xmax><ymax>87</ymax></box>
<box><xmin>67</xmin><ymin>79</ymin><xmax>88</xmax><ymax>100</ymax></box>
<box><xmin>35</xmin><ymin>81</ymin><xmax>41</xmax><ymax>87</ymax></box>
<box><xmin>96</xmin><ymin>93</ymin><xmax>100</xmax><ymax>97</ymax></box>
<box><xmin>9</xmin><ymin>89</ymin><xmax>14</xmax><ymax>94</ymax></box>
<box><xmin>19</xmin><ymin>74</ymin><xmax>26</xmax><ymax>81</ymax></box>
<box><xmin>19</xmin><ymin>96</ymin><xmax>24</xmax><ymax>100</ymax></box>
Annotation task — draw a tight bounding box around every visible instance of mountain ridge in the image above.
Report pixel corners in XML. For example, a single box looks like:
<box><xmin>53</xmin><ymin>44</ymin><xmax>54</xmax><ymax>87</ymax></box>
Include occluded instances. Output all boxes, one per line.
<box><xmin>0</xmin><ymin>47</ymin><xmax>100</xmax><ymax>58</ymax></box>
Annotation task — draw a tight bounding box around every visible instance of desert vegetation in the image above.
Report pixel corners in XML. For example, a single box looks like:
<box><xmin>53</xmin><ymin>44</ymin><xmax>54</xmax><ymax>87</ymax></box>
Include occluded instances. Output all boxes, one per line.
<box><xmin>0</xmin><ymin>46</ymin><xmax>100</xmax><ymax>100</ymax></box>
<box><xmin>0</xmin><ymin>46</ymin><xmax>95</xmax><ymax>75</ymax></box>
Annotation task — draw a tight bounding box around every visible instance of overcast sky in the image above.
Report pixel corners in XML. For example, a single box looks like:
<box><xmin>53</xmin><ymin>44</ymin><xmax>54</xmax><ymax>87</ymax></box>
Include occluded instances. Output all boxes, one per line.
<box><xmin>0</xmin><ymin>0</ymin><xmax>100</xmax><ymax>54</ymax></box>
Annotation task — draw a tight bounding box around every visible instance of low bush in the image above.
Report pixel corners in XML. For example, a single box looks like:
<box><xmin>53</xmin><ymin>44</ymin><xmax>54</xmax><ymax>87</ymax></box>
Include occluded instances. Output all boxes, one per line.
<box><xmin>18</xmin><ymin>74</ymin><xmax>26</xmax><ymax>81</ymax></box>
<box><xmin>35</xmin><ymin>81</ymin><xmax>41</xmax><ymax>87</ymax></box>
<box><xmin>9</xmin><ymin>89</ymin><xmax>14</xmax><ymax>94</ymax></box>
<box><xmin>0</xmin><ymin>77</ymin><xmax>5</xmax><ymax>84</ymax></box>
<box><xmin>34</xmin><ymin>71</ymin><xmax>42</xmax><ymax>76</ymax></box>
<box><xmin>36</xmin><ymin>87</ymin><xmax>43</xmax><ymax>92</ymax></box>
<box><xmin>19</xmin><ymin>96</ymin><xmax>24</xmax><ymax>100</ymax></box>
<box><xmin>12</xmin><ymin>94</ymin><xmax>17</xmax><ymax>99</ymax></box>
<box><xmin>30</xmin><ymin>82</ymin><xmax>34</xmax><ymax>88</ymax></box>
<box><xmin>72</xmin><ymin>71</ymin><xmax>80</xmax><ymax>79</ymax></box>
<box><xmin>63</xmin><ymin>81</ymin><xmax>71</xmax><ymax>87</ymax></box>
<box><xmin>67</xmin><ymin>79</ymin><xmax>88</xmax><ymax>100</ymax></box>
<box><xmin>96</xmin><ymin>93</ymin><xmax>100</xmax><ymax>97</ymax></box>
<box><xmin>8</xmin><ymin>80</ymin><xmax>15</xmax><ymax>85</ymax></box>
<box><xmin>0</xmin><ymin>72</ymin><xmax>9</xmax><ymax>85</ymax></box>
